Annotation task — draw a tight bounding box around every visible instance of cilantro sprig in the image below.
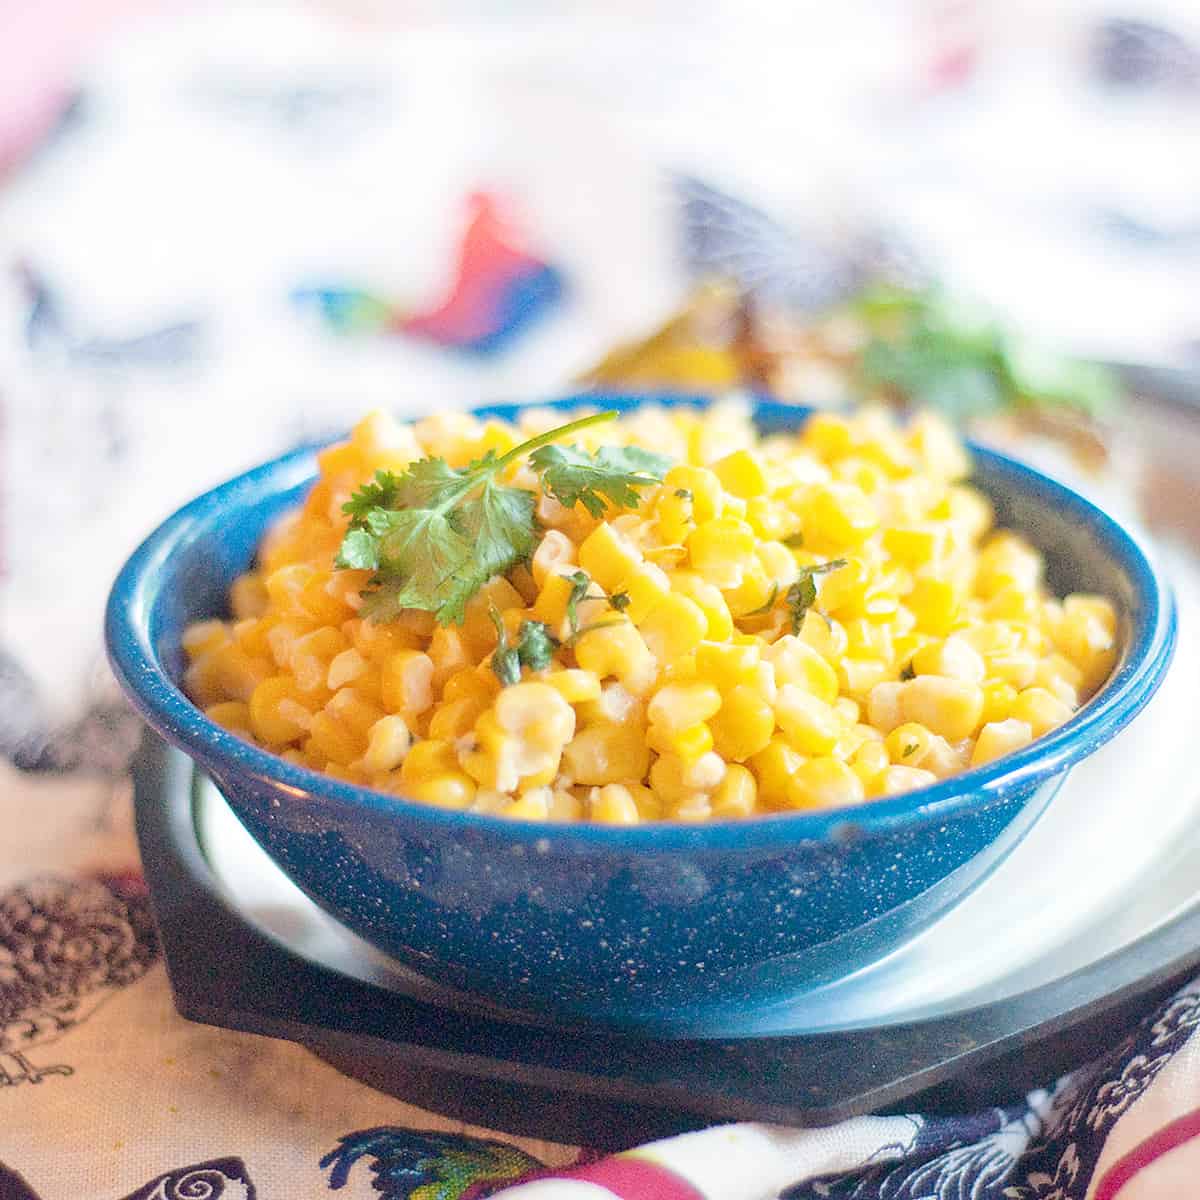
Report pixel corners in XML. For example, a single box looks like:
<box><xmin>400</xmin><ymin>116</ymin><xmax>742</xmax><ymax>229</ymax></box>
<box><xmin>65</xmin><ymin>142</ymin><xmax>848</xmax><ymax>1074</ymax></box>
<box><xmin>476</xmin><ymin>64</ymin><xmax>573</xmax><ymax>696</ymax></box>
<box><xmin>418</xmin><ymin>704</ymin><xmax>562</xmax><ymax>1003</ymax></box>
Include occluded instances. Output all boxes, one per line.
<box><xmin>785</xmin><ymin>559</ymin><xmax>847</xmax><ymax>633</ymax></box>
<box><xmin>336</xmin><ymin>411</ymin><xmax>669</xmax><ymax>625</ymax></box>
<box><xmin>490</xmin><ymin>606</ymin><xmax>558</xmax><ymax>687</ymax></box>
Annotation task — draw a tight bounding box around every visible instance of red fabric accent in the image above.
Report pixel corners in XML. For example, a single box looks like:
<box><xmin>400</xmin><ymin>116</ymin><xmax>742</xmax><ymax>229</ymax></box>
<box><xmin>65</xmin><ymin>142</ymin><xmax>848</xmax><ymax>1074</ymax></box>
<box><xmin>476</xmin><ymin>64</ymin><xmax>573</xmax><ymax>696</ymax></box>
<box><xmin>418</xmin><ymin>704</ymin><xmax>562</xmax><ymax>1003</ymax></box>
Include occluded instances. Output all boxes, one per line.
<box><xmin>559</xmin><ymin>1155</ymin><xmax>707</xmax><ymax>1200</ymax></box>
<box><xmin>1093</xmin><ymin>1105</ymin><xmax>1200</xmax><ymax>1200</ymax></box>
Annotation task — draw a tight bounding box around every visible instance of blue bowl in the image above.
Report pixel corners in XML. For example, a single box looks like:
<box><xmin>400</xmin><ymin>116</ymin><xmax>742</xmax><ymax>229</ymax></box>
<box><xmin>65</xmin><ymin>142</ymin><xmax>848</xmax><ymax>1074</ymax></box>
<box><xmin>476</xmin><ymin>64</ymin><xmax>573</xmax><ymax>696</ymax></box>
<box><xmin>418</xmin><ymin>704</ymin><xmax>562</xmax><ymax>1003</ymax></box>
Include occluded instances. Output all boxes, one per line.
<box><xmin>106</xmin><ymin>396</ymin><xmax>1176</xmax><ymax>1035</ymax></box>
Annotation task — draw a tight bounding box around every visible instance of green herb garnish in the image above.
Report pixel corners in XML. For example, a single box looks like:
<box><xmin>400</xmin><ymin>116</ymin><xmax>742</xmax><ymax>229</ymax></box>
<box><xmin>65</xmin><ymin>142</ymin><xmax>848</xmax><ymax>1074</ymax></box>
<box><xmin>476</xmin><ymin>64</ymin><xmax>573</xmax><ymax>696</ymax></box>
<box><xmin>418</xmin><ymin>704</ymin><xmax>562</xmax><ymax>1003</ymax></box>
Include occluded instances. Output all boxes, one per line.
<box><xmin>848</xmin><ymin>283</ymin><xmax>1118</xmax><ymax>420</ymax></box>
<box><xmin>783</xmin><ymin>531</ymin><xmax>805</xmax><ymax>549</ymax></box>
<box><xmin>530</xmin><ymin>443</ymin><xmax>672</xmax><ymax>520</ymax></box>
<box><xmin>337</xmin><ymin>411</ymin><xmax>669</xmax><ymax>625</ymax></box>
<box><xmin>899</xmin><ymin>661</ymin><xmax>916</xmax><ymax>682</ymax></box>
<box><xmin>902</xmin><ymin>741</ymin><xmax>918</xmax><ymax>758</ymax></box>
<box><xmin>785</xmin><ymin>559</ymin><xmax>847</xmax><ymax>634</ymax></box>
<box><xmin>609</xmin><ymin>591</ymin><xmax>631</xmax><ymax>613</ymax></box>
<box><xmin>563</xmin><ymin>570</ymin><xmax>594</xmax><ymax>637</ymax></box>
<box><xmin>674</xmin><ymin>488</ymin><xmax>693</xmax><ymax>501</ymax></box>
<box><xmin>490</xmin><ymin>606</ymin><xmax>558</xmax><ymax>687</ymax></box>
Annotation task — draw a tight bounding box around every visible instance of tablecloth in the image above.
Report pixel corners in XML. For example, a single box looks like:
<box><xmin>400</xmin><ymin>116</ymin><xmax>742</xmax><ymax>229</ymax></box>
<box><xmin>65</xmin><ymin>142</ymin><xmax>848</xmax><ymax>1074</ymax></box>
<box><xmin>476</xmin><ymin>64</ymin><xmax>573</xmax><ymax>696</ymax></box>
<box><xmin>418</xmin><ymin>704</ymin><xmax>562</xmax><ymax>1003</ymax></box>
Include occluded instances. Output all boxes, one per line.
<box><xmin>3</xmin><ymin>4</ymin><xmax>1200</xmax><ymax>1196</ymax></box>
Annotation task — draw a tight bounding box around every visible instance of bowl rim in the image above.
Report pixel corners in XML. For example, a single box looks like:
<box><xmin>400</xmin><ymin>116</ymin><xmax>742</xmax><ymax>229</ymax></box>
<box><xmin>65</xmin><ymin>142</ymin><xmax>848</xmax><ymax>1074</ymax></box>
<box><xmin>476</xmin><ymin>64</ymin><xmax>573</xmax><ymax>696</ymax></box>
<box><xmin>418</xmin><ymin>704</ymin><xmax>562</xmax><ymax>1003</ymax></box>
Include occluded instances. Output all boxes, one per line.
<box><xmin>106</xmin><ymin>393</ymin><xmax>1177</xmax><ymax>850</ymax></box>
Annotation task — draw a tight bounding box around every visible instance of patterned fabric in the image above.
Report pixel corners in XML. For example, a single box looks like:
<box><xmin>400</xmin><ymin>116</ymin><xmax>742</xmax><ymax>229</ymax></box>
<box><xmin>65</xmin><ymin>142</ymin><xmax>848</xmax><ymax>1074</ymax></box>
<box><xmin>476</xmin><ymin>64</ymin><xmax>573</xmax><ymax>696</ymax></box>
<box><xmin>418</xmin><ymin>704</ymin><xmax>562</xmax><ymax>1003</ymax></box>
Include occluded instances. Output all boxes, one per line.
<box><xmin>4</xmin><ymin>5</ymin><xmax>1200</xmax><ymax>1197</ymax></box>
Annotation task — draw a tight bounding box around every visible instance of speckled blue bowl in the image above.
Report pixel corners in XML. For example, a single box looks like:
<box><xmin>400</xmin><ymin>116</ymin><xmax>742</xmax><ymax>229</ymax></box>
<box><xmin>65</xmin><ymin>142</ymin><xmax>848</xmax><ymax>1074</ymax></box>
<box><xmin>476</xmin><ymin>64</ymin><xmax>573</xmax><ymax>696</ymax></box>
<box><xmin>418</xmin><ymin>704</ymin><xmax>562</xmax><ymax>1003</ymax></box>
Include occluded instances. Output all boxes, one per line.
<box><xmin>106</xmin><ymin>396</ymin><xmax>1176</xmax><ymax>1035</ymax></box>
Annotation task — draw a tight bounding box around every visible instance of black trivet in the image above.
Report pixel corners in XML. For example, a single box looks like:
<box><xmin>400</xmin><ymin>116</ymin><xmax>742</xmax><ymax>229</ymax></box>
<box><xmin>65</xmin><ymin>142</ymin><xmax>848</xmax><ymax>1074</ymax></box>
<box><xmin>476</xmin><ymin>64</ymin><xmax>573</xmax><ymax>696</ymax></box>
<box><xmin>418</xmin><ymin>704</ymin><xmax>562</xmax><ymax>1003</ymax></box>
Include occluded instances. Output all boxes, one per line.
<box><xmin>134</xmin><ymin>731</ymin><xmax>1200</xmax><ymax>1148</ymax></box>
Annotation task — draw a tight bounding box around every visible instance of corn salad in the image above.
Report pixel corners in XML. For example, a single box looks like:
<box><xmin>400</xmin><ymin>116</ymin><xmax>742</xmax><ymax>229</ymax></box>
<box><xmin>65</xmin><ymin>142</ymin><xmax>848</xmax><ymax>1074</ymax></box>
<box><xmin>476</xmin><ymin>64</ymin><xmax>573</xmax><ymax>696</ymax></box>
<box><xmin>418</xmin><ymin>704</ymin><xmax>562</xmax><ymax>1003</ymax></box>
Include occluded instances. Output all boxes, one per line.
<box><xmin>183</xmin><ymin>403</ymin><xmax>1119</xmax><ymax>823</ymax></box>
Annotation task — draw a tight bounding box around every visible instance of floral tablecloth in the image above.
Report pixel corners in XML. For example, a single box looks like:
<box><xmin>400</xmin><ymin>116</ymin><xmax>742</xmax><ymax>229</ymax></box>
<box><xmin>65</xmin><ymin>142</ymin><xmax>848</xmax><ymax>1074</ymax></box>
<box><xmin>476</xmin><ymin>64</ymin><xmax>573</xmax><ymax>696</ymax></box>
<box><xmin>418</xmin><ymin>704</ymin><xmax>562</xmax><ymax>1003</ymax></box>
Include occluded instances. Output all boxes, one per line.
<box><xmin>4</xmin><ymin>4</ymin><xmax>1200</xmax><ymax>1196</ymax></box>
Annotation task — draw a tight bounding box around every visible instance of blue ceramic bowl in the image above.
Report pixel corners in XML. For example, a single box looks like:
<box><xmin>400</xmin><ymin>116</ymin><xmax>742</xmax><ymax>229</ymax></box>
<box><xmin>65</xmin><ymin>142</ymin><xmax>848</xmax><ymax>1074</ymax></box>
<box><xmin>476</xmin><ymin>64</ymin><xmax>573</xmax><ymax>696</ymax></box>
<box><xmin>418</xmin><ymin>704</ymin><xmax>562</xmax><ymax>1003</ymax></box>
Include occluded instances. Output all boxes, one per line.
<box><xmin>106</xmin><ymin>396</ymin><xmax>1176</xmax><ymax>1035</ymax></box>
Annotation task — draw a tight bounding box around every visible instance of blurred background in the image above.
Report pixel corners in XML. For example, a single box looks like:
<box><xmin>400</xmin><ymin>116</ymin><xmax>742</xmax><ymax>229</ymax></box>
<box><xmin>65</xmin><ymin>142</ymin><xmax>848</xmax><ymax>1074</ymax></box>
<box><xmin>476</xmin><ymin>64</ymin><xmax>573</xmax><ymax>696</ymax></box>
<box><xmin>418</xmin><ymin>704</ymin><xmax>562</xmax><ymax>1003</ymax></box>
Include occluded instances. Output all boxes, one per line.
<box><xmin>1</xmin><ymin>0</ymin><xmax>1198</xmax><ymax>739</ymax></box>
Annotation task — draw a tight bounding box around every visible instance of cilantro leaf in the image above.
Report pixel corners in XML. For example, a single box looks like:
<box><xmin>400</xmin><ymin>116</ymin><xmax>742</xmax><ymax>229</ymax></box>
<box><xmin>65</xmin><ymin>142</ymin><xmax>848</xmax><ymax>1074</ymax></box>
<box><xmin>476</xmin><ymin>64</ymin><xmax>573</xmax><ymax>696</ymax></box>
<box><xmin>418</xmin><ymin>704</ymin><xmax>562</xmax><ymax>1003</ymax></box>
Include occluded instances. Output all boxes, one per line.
<box><xmin>785</xmin><ymin>559</ymin><xmax>847</xmax><ymax>634</ymax></box>
<box><xmin>337</xmin><ymin>410</ymin><xmax>625</xmax><ymax>626</ymax></box>
<box><xmin>342</xmin><ymin>469</ymin><xmax>403</xmax><ymax>528</ymax></box>
<box><xmin>490</xmin><ymin>606</ymin><xmax>521</xmax><ymax>687</ymax></box>
<box><xmin>609</xmin><ymin>591</ymin><xmax>631</xmax><ymax>613</ymax></box>
<box><xmin>490</xmin><ymin>610</ymin><xmax>558</xmax><ymax>687</ymax></box>
<box><xmin>564</xmin><ymin>570</ymin><xmax>593</xmax><ymax>637</ymax></box>
<box><xmin>530</xmin><ymin>443</ymin><xmax>671</xmax><ymax>519</ymax></box>
<box><xmin>516</xmin><ymin>621</ymin><xmax>557</xmax><ymax>673</ymax></box>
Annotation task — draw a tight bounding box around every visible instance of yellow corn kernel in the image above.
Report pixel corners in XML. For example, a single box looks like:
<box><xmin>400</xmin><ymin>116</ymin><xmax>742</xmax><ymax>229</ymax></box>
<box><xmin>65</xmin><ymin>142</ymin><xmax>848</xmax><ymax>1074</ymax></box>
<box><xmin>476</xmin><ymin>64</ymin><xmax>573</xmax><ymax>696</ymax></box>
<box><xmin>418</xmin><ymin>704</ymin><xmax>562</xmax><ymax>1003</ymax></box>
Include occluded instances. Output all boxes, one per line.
<box><xmin>183</xmin><ymin>620</ymin><xmax>230</xmax><ymax>660</ymax></box>
<box><xmin>981</xmin><ymin>679</ymin><xmax>1018</xmax><ymax>724</ymax></box>
<box><xmin>834</xmin><ymin>696</ymin><xmax>860</xmax><ymax>724</ymax></box>
<box><xmin>427</xmin><ymin>626</ymin><xmax>472</xmax><ymax>692</ymax></box>
<box><xmin>229</xmin><ymin>574</ymin><xmax>270</xmax><ymax>620</ymax></box>
<box><xmin>882</xmin><ymin>525</ymin><xmax>945</xmax><ymax>567</ymax></box>
<box><xmin>745</xmin><ymin>497</ymin><xmax>791</xmax><ymax>540</ymax></box>
<box><xmin>909</xmin><ymin>411</ymin><xmax>972</xmax><ymax>481</ymax></box>
<box><xmin>654</xmin><ymin>488</ymin><xmax>694</xmax><ymax>546</ymax></box>
<box><xmin>648</xmin><ymin>754</ymin><xmax>695</xmax><ymax>803</ymax></box>
<box><xmin>579</xmin><ymin>522</ymin><xmax>643</xmax><ymax>592</ymax></box>
<box><xmin>427</xmin><ymin>695</ymin><xmax>488</xmax><ymax>742</ymax></box>
<box><xmin>696</xmin><ymin>641</ymin><xmax>760</xmax><ymax>690</ymax></box>
<box><xmin>531</xmin><ymin>529</ymin><xmax>576</xmax><ymax>588</ymax></box>
<box><xmin>495</xmin><ymin>682</ymin><xmax>576</xmax><ymax>746</ymax></box>
<box><xmin>380</xmin><ymin>650</ymin><xmax>435</xmax><ymax>717</ymax></box>
<box><xmin>911</xmin><ymin>635</ymin><xmax>986</xmax><ymax>684</ymax></box>
<box><xmin>885</xmin><ymin>722</ymin><xmax>935</xmax><ymax>767</ymax></box>
<box><xmin>908</xmin><ymin>576</ymin><xmax>960</xmax><ymax>636</ymax></box>
<box><xmin>870</xmin><ymin>764</ymin><xmax>939</xmax><ymax>797</ymax></box>
<box><xmin>801</xmin><ymin>483</ymin><xmax>878</xmax><ymax>548</ymax></box>
<box><xmin>617</xmin><ymin>562</ymin><xmax>672</xmax><ymax>623</ymax></box>
<box><xmin>866</xmin><ymin>681</ymin><xmax>905</xmax><ymax>734</ymax></box>
<box><xmin>249</xmin><ymin>675</ymin><xmax>314</xmax><ymax>746</ymax></box>
<box><xmin>647</xmin><ymin>681</ymin><xmax>722</xmax><ymax>732</ymax></box>
<box><xmin>803</xmin><ymin>411</ymin><xmax>855</xmax><ymax>460</ymax></box>
<box><xmin>544</xmin><ymin>669</ymin><xmax>602</xmax><ymax>704</ymax></box>
<box><xmin>712</xmin><ymin>448</ymin><xmax>770</xmax><ymax>498</ymax></box>
<box><xmin>750</xmin><ymin>737</ymin><xmax>807</xmax><ymax>808</ymax></box>
<box><xmin>688</xmin><ymin>517</ymin><xmax>756</xmax><ymax>587</ymax></box>
<box><xmin>712</xmin><ymin>764</ymin><xmax>758</xmax><ymax>818</ymax></box>
<box><xmin>785</xmin><ymin>757</ymin><xmax>865</xmax><ymax>810</ymax></box>
<box><xmin>574</xmin><ymin>620</ymin><xmax>658</xmax><ymax>695</ymax></box>
<box><xmin>843</xmin><ymin>618</ymin><xmax>895</xmax><ymax>664</ymax></box>
<box><xmin>326</xmin><ymin>647</ymin><xmax>368</xmax><ymax>690</ymax></box>
<box><xmin>562</xmin><ymin>721</ymin><xmax>650</xmax><ymax>786</ymax></box>
<box><xmin>361</xmin><ymin>714</ymin><xmax>412</xmax><ymax>772</ymax></box>
<box><xmin>796</xmin><ymin>610</ymin><xmax>850</xmax><ymax>663</ymax></box>
<box><xmin>983</xmin><ymin>647</ymin><xmax>1038</xmax><ymax>690</ymax></box>
<box><xmin>762</xmin><ymin>639</ymin><xmax>834</xmax><ymax>708</ymax></box>
<box><xmin>900</xmin><ymin>676</ymin><xmax>984</xmax><ymax>741</ymax></box>
<box><xmin>590</xmin><ymin>784</ymin><xmax>640</xmax><ymax>825</ymax></box>
<box><xmin>637</xmin><ymin>594</ymin><xmax>708</xmax><ymax>664</ymax></box>
<box><xmin>971</xmin><ymin>718</ymin><xmax>1034</xmax><ymax>767</ymax></box>
<box><xmin>648</xmin><ymin>721</ymin><xmax>714</xmax><ymax>763</ymax></box>
<box><xmin>1009</xmin><ymin>687</ymin><xmax>1074</xmax><ymax>738</ymax></box>
<box><xmin>629</xmin><ymin>783</ymin><xmax>662</xmax><ymax>821</ymax></box>
<box><xmin>723</xmin><ymin>563</ymin><xmax>776</xmax><ymax>618</ymax></box>
<box><xmin>405</xmin><ymin>773</ymin><xmax>477</xmax><ymax>810</ymax></box>
<box><xmin>307</xmin><ymin>712</ymin><xmax>366</xmax><ymax>766</ymax></box>
<box><xmin>503</xmin><ymin>788</ymin><xmax>551</xmax><ymax>821</ymax></box>
<box><xmin>442</xmin><ymin>667</ymin><xmax>501</xmax><ymax>706</ymax></box>
<box><xmin>401</xmin><ymin>739</ymin><xmax>458</xmax><ymax>782</ymax></box>
<box><xmin>547</xmin><ymin>789</ymin><xmax>584</xmax><ymax>822</ymax></box>
<box><xmin>288</xmin><ymin>627</ymin><xmax>346</xmax><ymax>693</ymax></box>
<box><xmin>851</xmin><ymin>739</ymin><xmax>891</xmax><ymax>786</ymax></box>
<box><xmin>709</xmin><ymin>685</ymin><xmax>775</xmax><ymax>762</ymax></box>
<box><xmin>775</xmin><ymin>686</ymin><xmax>840</xmax><ymax>755</ymax></box>
<box><xmin>670</xmin><ymin>574</ymin><xmax>734</xmax><ymax>641</ymax></box>
<box><xmin>325</xmin><ymin>687</ymin><xmax>384</xmax><ymax>737</ymax></box>
<box><xmin>185</xmin><ymin>643</ymin><xmax>273</xmax><ymax>707</ymax></box>
<box><xmin>205</xmin><ymin>701</ymin><xmax>252</xmax><ymax>736</ymax></box>
<box><xmin>668</xmin><ymin>793</ymin><xmax>714</xmax><ymax>823</ymax></box>
<box><xmin>663</xmin><ymin>464</ymin><xmax>722</xmax><ymax>522</ymax></box>
<box><xmin>839</xmin><ymin>658</ymin><xmax>890</xmax><ymax>702</ymax></box>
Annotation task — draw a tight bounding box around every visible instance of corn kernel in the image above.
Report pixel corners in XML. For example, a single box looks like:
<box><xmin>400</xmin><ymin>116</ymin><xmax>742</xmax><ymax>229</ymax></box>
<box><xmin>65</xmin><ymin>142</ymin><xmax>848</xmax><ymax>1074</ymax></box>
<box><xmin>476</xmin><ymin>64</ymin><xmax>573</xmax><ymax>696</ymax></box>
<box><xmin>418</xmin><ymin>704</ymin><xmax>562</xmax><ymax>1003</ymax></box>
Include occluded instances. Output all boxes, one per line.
<box><xmin>785</xmin><ymin>757</ymin><xmax>864</xmax><ymax>810</ymax></box>
<box><xmin>775</xmin><ymin>686</ymin><xmax>840</xmax><ymax>755</ymax></box>
<box><xmin>900</xmin><ymin>676</ymin><xmax>984</xmax><ymax>741</ymax></box>
<box><xmin>708</xmin><ymin>685</ymin><xmax>775</xmax><ymax>762</ymax></box>
<box><xmin>590</xmin><ymin>784</ymin><xmax>640</xmax><ymax>825</ymax></box>
<box><xmin>971</xmin><ymin>718</ymin><xmax>1034</xmax><ymax>767</ymax></box>
<box><xmin>1009</xmin><ymin>687</ymin><xmax>1074</xmax><ymax>738</ymax></box>
<box><xmin>712</xmin><ymin>764</ymin><xmax>757</xmax><ymax>818</ymax></box>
